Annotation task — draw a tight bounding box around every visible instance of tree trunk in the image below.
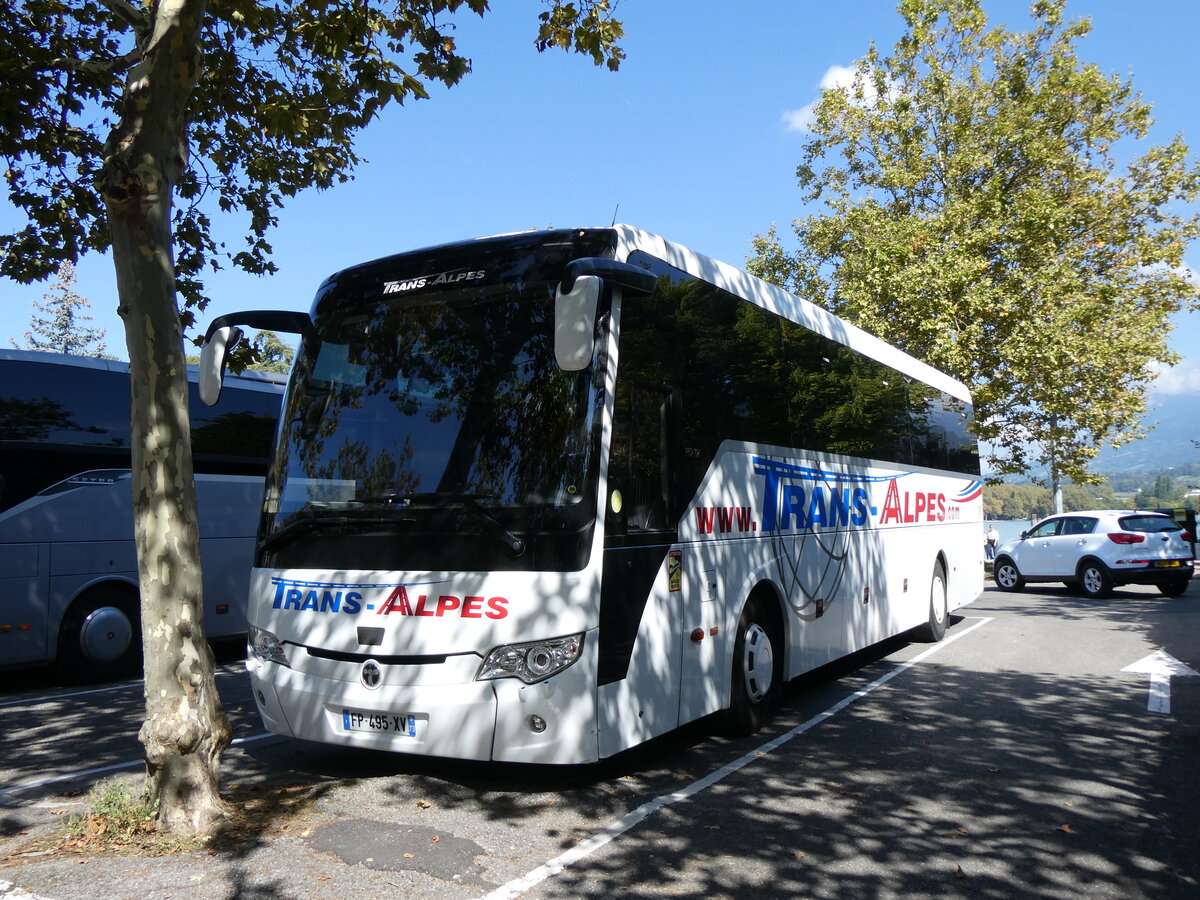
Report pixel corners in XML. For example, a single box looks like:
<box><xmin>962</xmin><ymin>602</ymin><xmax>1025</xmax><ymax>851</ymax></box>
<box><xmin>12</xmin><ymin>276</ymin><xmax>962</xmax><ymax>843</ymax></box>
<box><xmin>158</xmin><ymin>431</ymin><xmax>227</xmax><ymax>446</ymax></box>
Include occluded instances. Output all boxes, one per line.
<box><xmin>100</xmin><ymin>0</ymin><xmax>231</xmax><ymax>836</ymax></box>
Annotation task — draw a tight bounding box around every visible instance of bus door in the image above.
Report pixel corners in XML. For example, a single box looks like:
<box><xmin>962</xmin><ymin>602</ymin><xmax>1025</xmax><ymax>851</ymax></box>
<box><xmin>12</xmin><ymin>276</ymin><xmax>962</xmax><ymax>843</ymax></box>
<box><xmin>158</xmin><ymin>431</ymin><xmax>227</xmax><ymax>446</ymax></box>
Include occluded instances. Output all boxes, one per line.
<box><xmin>597</xmin><ymin>379</ymin><xmax>684</xmax><ymax>750</ymax></box>
<box><xmin>0</xmin><ymin>541</ymin><xmax>48</xmax><ymax>666</ymax></box>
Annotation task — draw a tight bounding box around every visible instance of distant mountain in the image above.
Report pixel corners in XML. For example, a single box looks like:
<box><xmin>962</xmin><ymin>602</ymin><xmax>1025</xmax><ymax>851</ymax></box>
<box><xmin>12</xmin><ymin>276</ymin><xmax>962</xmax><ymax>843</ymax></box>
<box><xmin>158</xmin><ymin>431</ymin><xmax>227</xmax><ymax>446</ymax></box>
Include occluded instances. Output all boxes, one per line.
<box><xmin>1093</xmin><ymin>392</ymin><xmax>1200</xmax><ymax>474</ymax></box>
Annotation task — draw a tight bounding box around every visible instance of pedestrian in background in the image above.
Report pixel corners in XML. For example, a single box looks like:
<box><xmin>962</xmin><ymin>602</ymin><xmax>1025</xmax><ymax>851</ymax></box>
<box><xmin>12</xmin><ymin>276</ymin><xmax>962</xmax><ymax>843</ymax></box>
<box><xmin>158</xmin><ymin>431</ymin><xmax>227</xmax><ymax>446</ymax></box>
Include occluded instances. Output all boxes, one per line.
<box><xmin>986</xmin><ymin>524</ymin><xmax>1000</xmax><ymax>560</ymax></box>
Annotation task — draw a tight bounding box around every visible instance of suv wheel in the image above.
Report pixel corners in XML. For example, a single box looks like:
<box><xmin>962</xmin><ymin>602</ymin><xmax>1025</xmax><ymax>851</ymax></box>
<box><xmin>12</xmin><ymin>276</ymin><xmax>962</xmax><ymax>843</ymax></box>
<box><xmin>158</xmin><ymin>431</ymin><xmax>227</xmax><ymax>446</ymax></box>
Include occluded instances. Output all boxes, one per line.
<box><xmin>1078</xmin><ymin>560</ymin><xmax>1114</xmax><ymax>599</ymax></box>
<box><xmin>1157</xmin><ymin>577</ymin><xmax>1190</xmax><ymax>598</ymax></box>
<box><xmin>993</xmin><ymin>557</ymin><xmax>1024</xmax><ymax>592</ymax></box>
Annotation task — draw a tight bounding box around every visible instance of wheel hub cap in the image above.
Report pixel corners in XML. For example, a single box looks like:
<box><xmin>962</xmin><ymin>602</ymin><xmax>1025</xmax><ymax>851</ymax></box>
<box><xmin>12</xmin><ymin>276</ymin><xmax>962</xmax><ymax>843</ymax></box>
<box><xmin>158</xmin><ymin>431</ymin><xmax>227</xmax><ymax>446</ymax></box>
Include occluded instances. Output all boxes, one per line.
<box><xmin>742</xmin><ymin>624</ymin><xmax>774</xmax><ymax>703</ymax></box>
<box><xmin>79</xmin><ymin>606</ymin><xmax>134</xmax><ymax>665</ymax></box>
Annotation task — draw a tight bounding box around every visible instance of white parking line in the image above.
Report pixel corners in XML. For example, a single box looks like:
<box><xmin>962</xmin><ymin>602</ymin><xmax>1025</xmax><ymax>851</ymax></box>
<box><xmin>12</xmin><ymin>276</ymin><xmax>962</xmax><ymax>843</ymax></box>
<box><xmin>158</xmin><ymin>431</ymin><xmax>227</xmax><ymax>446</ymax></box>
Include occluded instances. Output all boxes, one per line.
<box><xmin>0</xmin><ymin>733</ymin><xmax>276</xmax><ymax>805</ymax></box>
<box><xmin>479</xmin><ymin>616</ymin><xmax>995</xmax><ymax>900</ymax></box>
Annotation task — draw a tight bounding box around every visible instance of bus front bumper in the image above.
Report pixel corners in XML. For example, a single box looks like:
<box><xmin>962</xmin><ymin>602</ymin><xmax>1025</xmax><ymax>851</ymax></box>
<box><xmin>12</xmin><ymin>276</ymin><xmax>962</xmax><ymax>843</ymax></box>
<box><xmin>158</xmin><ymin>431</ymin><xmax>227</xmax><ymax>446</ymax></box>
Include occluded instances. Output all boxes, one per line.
<box><xmin>245</xmin><ymin>641</ymin><xmax>599</xmax><ymax>764</ymax></box>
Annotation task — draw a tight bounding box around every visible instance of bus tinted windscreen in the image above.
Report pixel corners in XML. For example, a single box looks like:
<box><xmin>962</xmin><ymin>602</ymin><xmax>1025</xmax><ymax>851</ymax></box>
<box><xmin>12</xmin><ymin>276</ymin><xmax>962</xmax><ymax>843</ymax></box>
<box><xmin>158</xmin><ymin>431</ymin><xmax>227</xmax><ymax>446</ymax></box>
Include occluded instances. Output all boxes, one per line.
<box><xmin>262</xmin><ymin>230</ymin><xmax>616</xmax><ymax>572</ymax></box>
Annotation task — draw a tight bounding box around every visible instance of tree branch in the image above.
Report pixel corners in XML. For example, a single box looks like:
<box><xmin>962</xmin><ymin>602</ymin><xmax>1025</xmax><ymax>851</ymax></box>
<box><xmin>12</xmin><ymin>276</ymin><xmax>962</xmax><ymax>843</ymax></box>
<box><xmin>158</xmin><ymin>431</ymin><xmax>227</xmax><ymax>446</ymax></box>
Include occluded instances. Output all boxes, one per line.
<box><xmin>99</xmin><ymin>0</ymin><xmax>152</xmax><ymax>36</ymax></box>
<box><xmin>20</xmin><ymin>0</ymin><xmax>152</xmax><ymax>77</ymax></box>
<box><xmin>30</xmin><ymin>48</ymin><xmax>143</xmax><ymax>76</ymax></box>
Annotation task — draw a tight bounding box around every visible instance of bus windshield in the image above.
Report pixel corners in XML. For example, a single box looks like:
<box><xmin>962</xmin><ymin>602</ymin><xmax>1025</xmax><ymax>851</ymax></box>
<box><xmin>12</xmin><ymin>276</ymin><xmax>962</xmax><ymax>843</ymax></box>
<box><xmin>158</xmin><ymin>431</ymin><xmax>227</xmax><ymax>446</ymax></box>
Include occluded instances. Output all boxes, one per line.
<box><xmin>263</xmin><ymin>237</ymin><xmax>612</xmax><ymax>573</ymax></box>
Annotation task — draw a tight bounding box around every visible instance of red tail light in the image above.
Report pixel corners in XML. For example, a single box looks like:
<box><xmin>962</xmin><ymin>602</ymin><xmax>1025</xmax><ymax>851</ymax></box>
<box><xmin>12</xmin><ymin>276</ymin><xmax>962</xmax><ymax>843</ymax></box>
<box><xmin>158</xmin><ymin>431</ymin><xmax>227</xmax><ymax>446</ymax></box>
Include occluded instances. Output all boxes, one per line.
<box><xmin>1107</xmin><ymin>532</ymin><xmax>1146</xmax><ymax>545</ymax></box>
<box><xmin>1183</xmin><ymin>531</ymin><xmax>1194</xmax><ymax>542</ymax></box>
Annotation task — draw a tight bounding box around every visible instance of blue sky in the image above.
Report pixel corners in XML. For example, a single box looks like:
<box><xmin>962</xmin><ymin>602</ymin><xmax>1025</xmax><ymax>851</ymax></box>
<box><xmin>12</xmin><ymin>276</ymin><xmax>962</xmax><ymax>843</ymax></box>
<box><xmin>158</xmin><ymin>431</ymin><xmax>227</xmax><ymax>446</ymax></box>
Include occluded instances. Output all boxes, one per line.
<box><xmin>2</xmin><ymin>0</ymin><xmax>1198</xmax><ymax>404</ymax></box>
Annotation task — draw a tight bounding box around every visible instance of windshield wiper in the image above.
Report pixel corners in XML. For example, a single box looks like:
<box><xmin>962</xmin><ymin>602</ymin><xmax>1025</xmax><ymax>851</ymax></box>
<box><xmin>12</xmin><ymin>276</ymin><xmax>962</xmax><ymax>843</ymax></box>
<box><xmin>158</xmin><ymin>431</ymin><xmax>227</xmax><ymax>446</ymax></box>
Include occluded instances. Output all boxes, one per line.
<box><xmin>260</xmin><ymin>510</ymin><xmax>414</xmax><ymax>554</ymax></box>
<box><xmin>358</xmin><ymin>492</ymin><xmax>526</xmax><ymax>557</ymax></box>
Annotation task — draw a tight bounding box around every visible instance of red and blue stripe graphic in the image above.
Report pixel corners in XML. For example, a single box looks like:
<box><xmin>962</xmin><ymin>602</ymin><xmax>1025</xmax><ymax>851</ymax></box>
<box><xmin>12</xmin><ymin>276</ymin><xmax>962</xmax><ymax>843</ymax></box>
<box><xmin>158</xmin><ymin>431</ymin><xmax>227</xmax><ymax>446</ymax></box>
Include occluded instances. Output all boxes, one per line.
<box><xmin>953</xmin><ymin>481</ymin><xmax>984</xmax><ymax>503</ymax></box>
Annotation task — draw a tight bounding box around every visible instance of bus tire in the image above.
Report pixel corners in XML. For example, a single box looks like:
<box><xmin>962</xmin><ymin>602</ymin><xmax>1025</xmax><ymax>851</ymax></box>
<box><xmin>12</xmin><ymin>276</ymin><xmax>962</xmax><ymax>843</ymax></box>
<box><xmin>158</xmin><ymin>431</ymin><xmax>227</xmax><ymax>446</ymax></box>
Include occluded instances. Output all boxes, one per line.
<box><xmin>914</xmin><ymin>561</ymin><xmax>949</xmax><ymax>642</ymax></box>
<box><xmin>723</xmin><ymin>594</ymin><xmax>781</xmax><ymax>736</ymax></box>
<box><xmin>58</xmin><ymin>585</ymin><xmax>141</xmax><ymax>683</ymax></box>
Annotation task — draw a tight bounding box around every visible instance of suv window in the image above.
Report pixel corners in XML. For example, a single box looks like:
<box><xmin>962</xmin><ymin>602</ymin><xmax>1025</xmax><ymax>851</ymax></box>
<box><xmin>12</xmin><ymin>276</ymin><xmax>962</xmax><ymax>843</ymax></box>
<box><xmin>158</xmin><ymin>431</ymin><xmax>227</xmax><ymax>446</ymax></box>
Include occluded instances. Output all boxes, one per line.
<box><xmin>1119</xmin><ymin>515</ymin><xmax>1181</xmax><ymax>534</ymax></box>
<box><xmin>1026</xmin><ymin>519</ymin><xmax>1062</xmax><ymax>538</ymax></box>
<box><xmin>1060</xmin><ymin>516</ymin><xmax>1097</xmax><ymax>536</ymax></box>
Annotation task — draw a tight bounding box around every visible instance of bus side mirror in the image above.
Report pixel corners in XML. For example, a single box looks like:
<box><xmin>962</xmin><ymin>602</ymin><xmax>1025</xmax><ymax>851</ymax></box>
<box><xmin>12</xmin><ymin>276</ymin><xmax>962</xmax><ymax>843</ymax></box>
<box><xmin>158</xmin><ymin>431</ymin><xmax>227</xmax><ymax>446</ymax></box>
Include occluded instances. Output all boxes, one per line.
<box><xmin>199</xmin><ymin>326</ymin><xmax>243</xmax><ymax>406</ymax></box>
<box><xmin>554</xmin><ymin>258</ymin><xmax>658</xmax><ymax>371</ymax></box>
<box><xmin>198</xmin><ymin>309</ymin><xmax>312</xmax><ymax>405</ymax></box>
<box><xmin>554</xmin><ymin>275</ymin><xmax>601</xmax><ymax>371</ymax></box>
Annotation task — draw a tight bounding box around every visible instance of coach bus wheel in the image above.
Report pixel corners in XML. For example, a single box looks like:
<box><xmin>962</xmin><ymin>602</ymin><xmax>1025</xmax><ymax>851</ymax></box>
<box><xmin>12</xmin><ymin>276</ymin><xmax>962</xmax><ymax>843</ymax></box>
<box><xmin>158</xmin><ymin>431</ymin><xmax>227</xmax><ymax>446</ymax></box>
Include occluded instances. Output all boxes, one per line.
<box><xmin>915</xmin><ymin>561</ymin><xmax>949</xmax><ymax>642</ymax></box>
<box><xmin>58</xmin><ymin>585</ymin><xmax>141</xmax><ymax>683</ymax></box>
<box><xmin>724</xmin><ymin>595</ymin><xmax>781</xmax><ymax>736</ymax></box>
<box><xmin>992</xmin><ymin>557</ymin><xmax>1025</xmax><ymax>593</ymax></box>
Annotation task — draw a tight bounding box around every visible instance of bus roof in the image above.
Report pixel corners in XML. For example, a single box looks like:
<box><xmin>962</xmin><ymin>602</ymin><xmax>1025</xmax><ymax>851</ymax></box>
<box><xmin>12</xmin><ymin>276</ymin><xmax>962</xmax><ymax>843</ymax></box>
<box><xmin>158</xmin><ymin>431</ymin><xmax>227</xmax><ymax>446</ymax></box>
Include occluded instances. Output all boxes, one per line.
<box><xmin>307</xmin><ymin>225</ymin><xmax>971</xmax><ymax>405</ymax></box>
<box><xmin>0</xmin><ymin>348</ymin><xmax>287</xmax><ymax>393</ymax></box>
<box><xmin>612</xmin><ymin>225</ymin><xmax>972</xmax><ymax>405</ymax></box>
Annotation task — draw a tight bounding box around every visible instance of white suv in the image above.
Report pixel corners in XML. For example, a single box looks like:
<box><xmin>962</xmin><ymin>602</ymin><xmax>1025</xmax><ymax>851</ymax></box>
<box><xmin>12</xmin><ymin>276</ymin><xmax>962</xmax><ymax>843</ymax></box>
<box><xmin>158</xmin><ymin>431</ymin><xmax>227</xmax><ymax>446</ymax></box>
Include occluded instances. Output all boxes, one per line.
<box><xmin>993</xmin><ymin>510</ymin><xmax>1195</xmax><ymax>599</ymax></box>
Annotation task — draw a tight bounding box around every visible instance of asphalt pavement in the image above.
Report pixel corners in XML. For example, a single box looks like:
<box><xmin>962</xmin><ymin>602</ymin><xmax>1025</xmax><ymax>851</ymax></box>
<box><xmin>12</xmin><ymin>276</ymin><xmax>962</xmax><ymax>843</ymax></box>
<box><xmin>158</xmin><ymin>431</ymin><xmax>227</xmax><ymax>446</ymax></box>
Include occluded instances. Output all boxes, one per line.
<box><xmin>2</xmin><ymin>577</ymin><xmax>1199</xmax><ymax>900</ymax></box>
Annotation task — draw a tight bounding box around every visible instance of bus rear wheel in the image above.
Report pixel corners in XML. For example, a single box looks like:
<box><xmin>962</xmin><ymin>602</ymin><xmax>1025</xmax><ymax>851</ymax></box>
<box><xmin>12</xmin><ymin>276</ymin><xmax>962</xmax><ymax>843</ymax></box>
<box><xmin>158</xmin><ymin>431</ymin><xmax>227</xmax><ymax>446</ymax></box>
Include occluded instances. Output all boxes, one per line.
<box><xmin>723</xmin><ymin>595</ymin><xmax>781</xmax><ymax>736</ymax></box>
<box><xmin>58</xmin><ymin>585</ymin><xmax>141</xmax><ymax>683</ymax></box>
<box><xmin>915</xmin><ymin>561</ymin><xmax>949</xmax><ymax>642</ymax></box>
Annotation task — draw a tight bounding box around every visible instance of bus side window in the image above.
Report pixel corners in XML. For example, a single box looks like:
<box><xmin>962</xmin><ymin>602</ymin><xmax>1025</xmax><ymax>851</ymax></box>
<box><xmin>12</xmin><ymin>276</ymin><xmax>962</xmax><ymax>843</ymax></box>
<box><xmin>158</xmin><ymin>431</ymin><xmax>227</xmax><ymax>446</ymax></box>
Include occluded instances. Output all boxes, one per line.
<box><xmin>609</xmin><ymin>379</ymin><xmax>677</xmax><ymax>533</ymax></box>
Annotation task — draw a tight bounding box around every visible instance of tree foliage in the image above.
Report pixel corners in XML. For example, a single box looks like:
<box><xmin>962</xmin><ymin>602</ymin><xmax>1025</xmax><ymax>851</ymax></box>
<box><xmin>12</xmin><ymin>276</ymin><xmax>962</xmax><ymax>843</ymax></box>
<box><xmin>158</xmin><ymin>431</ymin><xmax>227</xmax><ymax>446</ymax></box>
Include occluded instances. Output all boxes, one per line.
<box><xmin>984</xmin><ymin>481</ymin><xmax>1114</xmax><ymax>520</ymax></box>
<box><xmin>246</xmin><ymin>329</ymin><xmax>294</xmax><ymax>374</ymax></box>
<box><xmin>0</xmin><ymin>0</ymin><xmax>626</xmax><ymax>838</ymax></box>
<box><xmin>1</xmin><ymin>0</ymin><xmax>626</xmax><ymax>321</ymax></box>
<box><xmin>11</xmin><ymin>260</ymin><xmax>110</xmax><ymax>356</ymax></box>
<box><xmin>750</xmin><ymin>0</ymin><xmax>1200</xmax><ymax>485</ymax></box>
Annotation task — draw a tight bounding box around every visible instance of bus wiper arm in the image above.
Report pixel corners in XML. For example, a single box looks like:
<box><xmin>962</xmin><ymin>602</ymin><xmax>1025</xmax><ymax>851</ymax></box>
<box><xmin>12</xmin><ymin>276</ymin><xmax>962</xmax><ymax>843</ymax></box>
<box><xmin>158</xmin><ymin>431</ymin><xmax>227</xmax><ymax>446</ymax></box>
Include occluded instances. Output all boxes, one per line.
<box><xmin>360</xmin><ymin>492</ymin><xmax>526</xmax><ymax>558</ymax></box>
<box><xmin>260</xmin><ymin>512</ymin><xmax>413</xmax><ymax>553</ymax></box>
<box><xmin>260</xmin><ymin>515</ymin><xmax>346</xmax><ymax>553</ymax></box>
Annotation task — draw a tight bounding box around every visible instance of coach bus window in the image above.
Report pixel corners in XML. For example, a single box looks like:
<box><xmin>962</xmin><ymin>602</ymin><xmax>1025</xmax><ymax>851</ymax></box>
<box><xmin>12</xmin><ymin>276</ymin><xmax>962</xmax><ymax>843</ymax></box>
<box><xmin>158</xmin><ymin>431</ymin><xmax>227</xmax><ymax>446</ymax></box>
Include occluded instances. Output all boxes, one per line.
<box><xmin>624</xmin><ymin>252</ymin><xmax>913</xmax><ymax>479</ymax></box>
<box><xmin>910</xmin><ymin>390</ymin><xmax>979</xmax><ymax>474</ymax></box>
<box><xmin>0</xmin><ymin>363</ymin><xmax>127</xmax><ymax>446</ymax></box>
<box><xmin>189</xmin><ymin>384</ymin><xmax>281</xmax><ymax>468</ymax></box>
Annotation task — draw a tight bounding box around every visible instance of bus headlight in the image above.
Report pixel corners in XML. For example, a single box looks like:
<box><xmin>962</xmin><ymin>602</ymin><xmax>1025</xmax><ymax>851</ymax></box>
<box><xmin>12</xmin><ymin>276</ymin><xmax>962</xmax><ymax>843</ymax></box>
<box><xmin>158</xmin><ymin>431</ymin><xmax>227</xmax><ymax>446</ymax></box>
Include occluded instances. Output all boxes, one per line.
<box><xmin>248</xmin><ymin>624</ymin><xmax>290</xmax><ymax>667</ymax></box>
<box><xmin>476</xmin><ymin>633</ymin><xmax>584</xmax><ymax>684</ymax></box>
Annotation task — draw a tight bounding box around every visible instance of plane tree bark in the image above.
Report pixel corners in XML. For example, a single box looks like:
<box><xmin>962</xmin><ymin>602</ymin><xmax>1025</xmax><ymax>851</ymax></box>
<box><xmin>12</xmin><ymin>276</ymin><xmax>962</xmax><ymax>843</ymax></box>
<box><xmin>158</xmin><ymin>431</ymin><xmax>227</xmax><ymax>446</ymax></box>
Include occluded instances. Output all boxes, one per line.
<box><xmin>99</xmin><ymin>0</ymin><xmax>230</xmax><ymax>834</ymax></box>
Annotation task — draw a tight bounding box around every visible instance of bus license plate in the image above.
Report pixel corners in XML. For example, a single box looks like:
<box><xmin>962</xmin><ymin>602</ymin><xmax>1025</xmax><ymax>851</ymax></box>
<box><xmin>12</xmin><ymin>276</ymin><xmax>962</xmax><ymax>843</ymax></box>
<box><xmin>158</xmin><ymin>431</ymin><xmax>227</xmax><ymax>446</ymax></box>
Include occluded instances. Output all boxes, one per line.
<box><xmin>1154</xmin><ymin>560</ymin><xmax>1182</xmax><ymax>568</ymax></box>
<box><xmin>341</xmin><ymin>709</ymin><xmax>416</xmax><ymax>736</ymax></box>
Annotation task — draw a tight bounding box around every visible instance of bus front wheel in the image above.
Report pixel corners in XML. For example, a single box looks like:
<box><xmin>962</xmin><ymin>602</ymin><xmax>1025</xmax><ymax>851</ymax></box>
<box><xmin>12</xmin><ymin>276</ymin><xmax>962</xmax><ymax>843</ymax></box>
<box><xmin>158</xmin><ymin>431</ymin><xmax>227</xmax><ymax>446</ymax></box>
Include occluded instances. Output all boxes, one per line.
<box><xmin>723</xmin><ymin>595</ymin><xmax>781</xmax><ymax>736</ymax></box>
<box><xmin>58</xmin><ymin>585</ymin><xmax>141</xmax><ymax>683</ymax></box>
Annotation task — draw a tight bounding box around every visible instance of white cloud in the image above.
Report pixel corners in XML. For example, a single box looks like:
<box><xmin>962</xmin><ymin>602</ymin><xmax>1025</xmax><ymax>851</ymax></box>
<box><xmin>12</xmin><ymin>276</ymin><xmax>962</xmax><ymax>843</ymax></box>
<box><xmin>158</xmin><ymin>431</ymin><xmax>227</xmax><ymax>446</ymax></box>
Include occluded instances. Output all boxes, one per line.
<box><xmin>1150</xmin><ymin>359</ymin><xmax>1200</xmax><ymax>396</ymax></box>
<box><xmin>782</xmin><ymin>104</ymin><xmax>819</xmax><ymax>133</ymax></box>
<box><xmin>817</xmin><ymin>64</ymin><xmax>862</xmax><ymax>92</ymax></box>
<box><xmin>782</xmin><ymin>64</ymin><xmax>892</xmax><ymax>133</ymax></box>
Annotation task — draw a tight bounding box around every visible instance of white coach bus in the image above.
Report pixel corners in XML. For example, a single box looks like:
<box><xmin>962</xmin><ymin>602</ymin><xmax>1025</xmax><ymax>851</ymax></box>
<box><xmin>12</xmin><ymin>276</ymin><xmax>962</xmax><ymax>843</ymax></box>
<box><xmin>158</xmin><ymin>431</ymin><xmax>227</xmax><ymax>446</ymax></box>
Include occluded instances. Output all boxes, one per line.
<box><xmin>0</xmin><ymin>350</ymin><xmax>283</xmax><ymax>680</ymax></box>
<box><xmin>200</xmin><ymin>226</ymin><xmax>983</xmax><ymax>763</ymax></box>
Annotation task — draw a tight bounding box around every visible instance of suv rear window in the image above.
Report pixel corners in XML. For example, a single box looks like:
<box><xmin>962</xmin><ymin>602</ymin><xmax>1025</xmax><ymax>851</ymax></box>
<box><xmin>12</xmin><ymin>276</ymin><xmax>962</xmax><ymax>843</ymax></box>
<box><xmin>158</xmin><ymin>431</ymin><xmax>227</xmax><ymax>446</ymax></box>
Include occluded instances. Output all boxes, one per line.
<box><xmin>1119</xmin><ymin>515</ymin><xmax>1181</xmax><ymax>533</ymax></box>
